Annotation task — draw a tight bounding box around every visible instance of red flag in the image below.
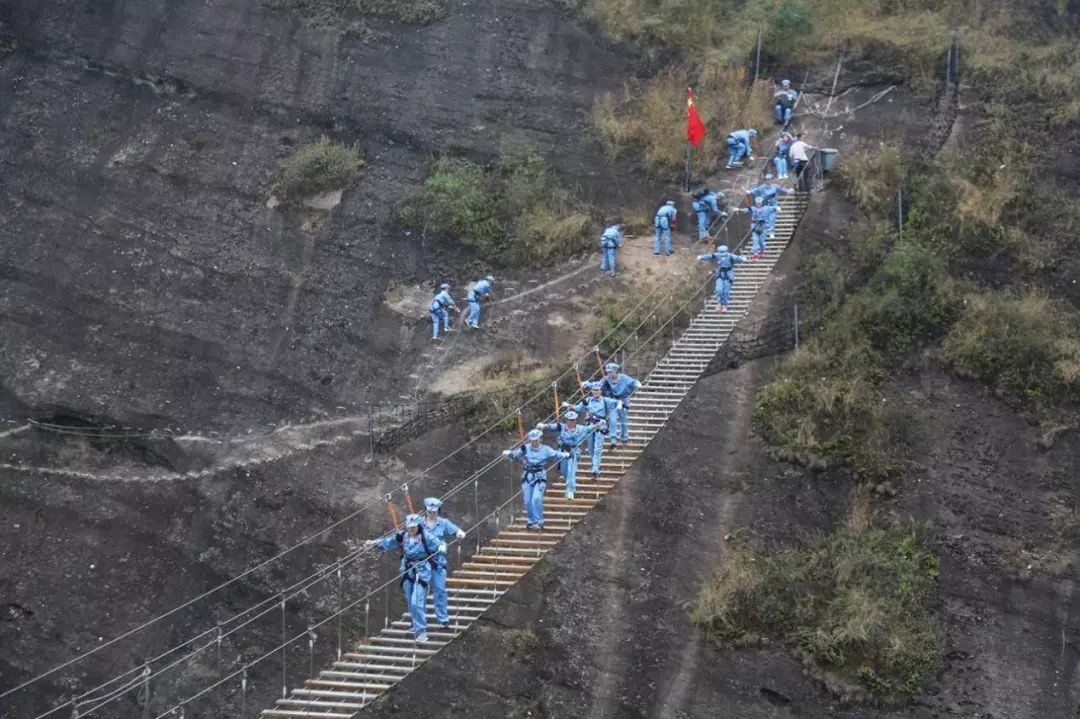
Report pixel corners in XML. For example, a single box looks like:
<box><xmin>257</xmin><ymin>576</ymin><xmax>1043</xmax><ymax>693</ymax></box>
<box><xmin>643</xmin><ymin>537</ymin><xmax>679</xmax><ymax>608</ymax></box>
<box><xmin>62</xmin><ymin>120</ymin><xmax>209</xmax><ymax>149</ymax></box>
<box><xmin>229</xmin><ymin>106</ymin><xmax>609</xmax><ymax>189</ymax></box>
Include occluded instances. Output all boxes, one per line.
<box><xmin>687</xmin><ymin>87</ymin><xmax>706</xmax><ymax>148</ymax></box>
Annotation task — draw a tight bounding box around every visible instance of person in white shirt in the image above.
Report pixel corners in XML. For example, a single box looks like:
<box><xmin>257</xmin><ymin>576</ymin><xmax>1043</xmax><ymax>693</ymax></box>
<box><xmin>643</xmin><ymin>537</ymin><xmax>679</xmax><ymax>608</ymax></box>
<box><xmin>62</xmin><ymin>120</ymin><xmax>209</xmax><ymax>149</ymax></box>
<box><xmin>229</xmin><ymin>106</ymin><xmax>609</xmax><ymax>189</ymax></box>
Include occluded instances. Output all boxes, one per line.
<box><xmin>789</xmin><ymin>132</ymin><xmax>816</xmax><ymax>191</ymax></box>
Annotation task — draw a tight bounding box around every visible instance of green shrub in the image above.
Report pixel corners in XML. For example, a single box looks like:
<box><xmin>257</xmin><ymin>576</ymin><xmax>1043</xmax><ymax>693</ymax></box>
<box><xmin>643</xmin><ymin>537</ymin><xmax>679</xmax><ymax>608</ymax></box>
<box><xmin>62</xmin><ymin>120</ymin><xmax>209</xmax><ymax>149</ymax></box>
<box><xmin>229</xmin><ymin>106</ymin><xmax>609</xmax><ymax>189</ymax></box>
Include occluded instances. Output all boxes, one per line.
<box><xmin>462</xmin><ymin>357</ymin><xmax>570</xmax><ymax>432</ymax></box>
<box><xmin>396</xmin><ymin>152</ymin><xmax>598</xmax><ymax>267</ymax></box>
<box><xmin>691</xmin><ymin>495</ymin><xmax>941</xmax><ymax>702</ymax></box>
<box><xmin>837</xmin><ymin>140</ymin><xmax>907</xmax><ymax>215</ymax></box>
<box><xmin>941</xmin><ymin>292</ymin><xmax>1080</xmax><ymax>404</ymax></box>
<box><xmin>753</xmin><ymin>345</ymin><xmax>905</xmax><ymax>481</ymax></box>
<box><xmin>276</xmin><ymin>137</ymin><xmax>363</xmax><ymax>202</ymax></box>
<box><xmin>502</xmin><ymin>628</ymin><xmax>540</xmax><ymax>660</ymax></box>
<box><xmin>765</xmin><ymin>0</ymin><xmax>815</xmax><ymax>55</ymax></box>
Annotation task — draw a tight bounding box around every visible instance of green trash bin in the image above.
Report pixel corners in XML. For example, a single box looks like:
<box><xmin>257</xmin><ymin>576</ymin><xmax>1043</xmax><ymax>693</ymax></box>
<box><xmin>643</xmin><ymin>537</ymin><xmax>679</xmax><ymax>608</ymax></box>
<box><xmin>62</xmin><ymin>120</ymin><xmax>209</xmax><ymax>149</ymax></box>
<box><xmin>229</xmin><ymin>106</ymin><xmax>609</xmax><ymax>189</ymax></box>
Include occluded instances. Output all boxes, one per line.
<box><xmin>819</xmin><ymin>148</ymin><xmax>840</xmax><ymax>172</ymax></box>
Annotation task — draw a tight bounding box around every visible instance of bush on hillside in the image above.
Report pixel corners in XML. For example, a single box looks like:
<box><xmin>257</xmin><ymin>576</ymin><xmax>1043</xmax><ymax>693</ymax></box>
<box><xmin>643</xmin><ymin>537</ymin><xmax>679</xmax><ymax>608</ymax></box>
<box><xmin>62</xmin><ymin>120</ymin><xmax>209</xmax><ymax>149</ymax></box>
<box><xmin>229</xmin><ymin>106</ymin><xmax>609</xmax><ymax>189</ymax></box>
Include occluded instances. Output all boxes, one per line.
<box><xmin>396</xmin><ymin>152</ymin><xmax>597</xmax><ymax>267</ymax></box>
<box><xmin>836</xmin><ymin>140</ymin><xmax>907</xmax><ymax>215</ymax></box>
<box><xmin>941</xmin><ymin>292</ymin><xmax>1080</xmax><ymax>404</ymax></box>
<box><xmin>593</xmin><ymin>67</ymin><xmax>773</xmax><ymax>176</ymax></box>
<box><xmin>276</xmin><ymin>137</ymin><xmax>364</xmax><ymax>203</ymax></box>
<box><xmin>692</xmin><ymin>494</ymin><xmax>941</xmax><ymax>702</ymax></box>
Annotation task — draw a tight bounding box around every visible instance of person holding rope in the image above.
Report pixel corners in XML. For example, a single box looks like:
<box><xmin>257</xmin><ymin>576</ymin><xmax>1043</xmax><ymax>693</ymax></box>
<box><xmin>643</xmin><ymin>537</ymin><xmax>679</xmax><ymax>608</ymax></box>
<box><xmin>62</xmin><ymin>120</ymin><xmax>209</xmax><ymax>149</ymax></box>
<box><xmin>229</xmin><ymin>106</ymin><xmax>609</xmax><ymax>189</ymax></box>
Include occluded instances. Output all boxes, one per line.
<box><xmin>368</xmin><ymin>513</ymin><xmax>443</xmax><ymax>642</ymax></box>
<box><xmin>461</xmin><ymin>275</ymin><xmax>495</xmax><ymax>329</ymax></box>
<box><xmin>745</xmin><ymin>175</ymin><xmax>793</xmax><ymax>240</ymax></box>
<box><xmin>502</xmin><ymin>429</ymin><xmax>569</xmax><ymax>530</ymax></box>
<box><xmin>537</xmin><ymin>409</ymin><xmax>604</xmax><ymax>500</ymax></box>
<box><xmin>601</xmin><ymin>362</ymin><xmax>641</xmax><ymax>448</ymax></box>
<box><xmin>429</xmin><ymin>283</ymin><xmax>457</xmax><ymax>340</ymax></box>
<box><xmin>697</xmin><ymin>243</ymin><xmax>747</xmax><ymax>313</ymax></box>
<box><xmin>421</xmin><ymin>497</ymin><xmax>467</xmax><ymax>629</ymax></box>
<box><xmin>570</xmin><ymin>382</ymin><xmax>621</xmax><ymax>478</ymax></box>
<box><xmin>735</xmin><ymin>195</ymin><xmax>776</xmax><ymax>260</ymax></box>
<box><xmin>691</xmin><ymin>188</ymin><xmax>727</xmax><ymax>241</ymax></box>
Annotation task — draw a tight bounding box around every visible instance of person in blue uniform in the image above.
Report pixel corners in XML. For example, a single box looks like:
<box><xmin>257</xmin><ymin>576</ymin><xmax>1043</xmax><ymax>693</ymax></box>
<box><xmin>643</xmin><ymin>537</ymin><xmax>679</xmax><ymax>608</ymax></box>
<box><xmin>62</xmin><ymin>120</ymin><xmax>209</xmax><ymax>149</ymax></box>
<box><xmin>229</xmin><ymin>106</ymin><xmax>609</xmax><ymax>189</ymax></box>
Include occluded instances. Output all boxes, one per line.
<box><xmin>537</xmin><ymin>409</ymin><xmax>605</xmax><ymax>500</ymax></box>
<box><xmin>369</xmin><ymin>514</ymin><xmax>443</xmax><ymax>642</ymax></box>
<box><xmin>421</xmin><ymin>497</ymin><xmax>466</xmax><ymax>629</ymax></box>
<box><xmin>601</xmin><ymin>362</ymin><xmax>641</xmax><ymax>447</ymax></box>
<box><xmin>502</xmin><ymin>429</ymin><xmax>569</xmax><ymax>530</ymax></box>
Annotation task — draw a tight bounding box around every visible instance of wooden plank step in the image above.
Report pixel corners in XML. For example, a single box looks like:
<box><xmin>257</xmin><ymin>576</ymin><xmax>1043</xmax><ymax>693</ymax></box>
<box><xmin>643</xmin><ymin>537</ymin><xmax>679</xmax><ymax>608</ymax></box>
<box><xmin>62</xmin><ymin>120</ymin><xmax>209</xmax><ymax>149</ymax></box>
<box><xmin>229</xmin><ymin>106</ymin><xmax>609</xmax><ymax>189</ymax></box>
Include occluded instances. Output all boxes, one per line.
<box><xmin>262</xmin><ymin>710</ymin><xmax>354</xmax><ymax>719</ymax></box>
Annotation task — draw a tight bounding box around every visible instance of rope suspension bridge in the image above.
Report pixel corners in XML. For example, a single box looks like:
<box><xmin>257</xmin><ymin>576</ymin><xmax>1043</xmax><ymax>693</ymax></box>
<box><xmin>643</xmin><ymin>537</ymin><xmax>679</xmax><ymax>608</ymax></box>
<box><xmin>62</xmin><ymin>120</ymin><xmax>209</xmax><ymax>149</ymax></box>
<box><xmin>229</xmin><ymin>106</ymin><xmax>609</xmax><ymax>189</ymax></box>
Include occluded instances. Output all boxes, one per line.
<box><xmin>4</xmin><ymin>151</ymin><xmax>819</xmax><ymax>719</ymax></box>
<box><xmin>259</xmin><ymin>191</ymin><xmax>813</xmax><ymax>717</ymax></box>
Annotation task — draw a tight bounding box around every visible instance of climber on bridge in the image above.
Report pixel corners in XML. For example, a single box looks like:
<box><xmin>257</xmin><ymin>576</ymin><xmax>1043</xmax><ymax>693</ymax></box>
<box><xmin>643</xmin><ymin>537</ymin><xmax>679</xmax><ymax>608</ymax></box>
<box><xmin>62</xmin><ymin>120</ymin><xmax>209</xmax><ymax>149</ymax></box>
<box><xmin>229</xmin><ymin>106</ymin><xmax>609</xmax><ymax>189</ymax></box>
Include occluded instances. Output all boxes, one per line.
<box><xmin>570</xmin><ymin>382</ymin><xmax>621</xmax><ymax>478</ymax></box>
<box><xmin>503</xmin><ymin>429</ymin><xmax>570</xmax><ymax>530</ymax></box>
<box><xmin>422</xmin><ymin>497</ymin><xmax>467</xmax><ymax>629</ymax></box>
<box><xmin>462</xmin><ymin>275</ymin><xmax>495</xmax><ymax>329</ymax></box>
<box><xmin>602</xmin><ymin>362</ymin><xmax>641</xmax><ymax>448</ymax></box>
<box><xmin>369</xmin><ymin>513</ymin><xmax>443</xmax><ymax>643</ymax></box>
<box><xmin>537</xmin><ymin>409</ymin><xmax>604</xmax><ymax>500</ymax></box>
<box><xmin>774</xmin><ymin>79</ymin><xmax>798</xmax><ymax>127</ymax></box>
<box><xmin>772</xmin><ymin>132</ymin><xmax>794</xmax><ymax>180</ymax></box>
<box><xmin>697</xmin><ymin>244</ymin><xmax>747</xmax><ymax>313</ymax></box>
<box><xmin>746</xmin><ymin>175</ymin><xmax>793</xmax><ymax>239</ymax></box>
<box><xmin>599</xmin><ymin>221</ymin><xmax>622</xmax><ymax>276</ymax></box>
<box><xmin>429</xmin><ymin>283</ymin><xmax>457</xmax><ymax>340</ymax></box>
<box><xmin>735</xmin><ymin>195</ymin><xmax>777</xmax><ymax>260</ymax></box>
<box><xmin>725</xmin><ymin>128</ymin><xmax>757</xmax><ymax>169</ymax></box>
<box><xmin>654</xmin><ymin>200</ymin><xmax>678</xmax><ymax>256</ymax></box>
<box><xmin>691</xmin><ymin>188</ymin><xmax>727</xmax><ymax>241</ymax></box>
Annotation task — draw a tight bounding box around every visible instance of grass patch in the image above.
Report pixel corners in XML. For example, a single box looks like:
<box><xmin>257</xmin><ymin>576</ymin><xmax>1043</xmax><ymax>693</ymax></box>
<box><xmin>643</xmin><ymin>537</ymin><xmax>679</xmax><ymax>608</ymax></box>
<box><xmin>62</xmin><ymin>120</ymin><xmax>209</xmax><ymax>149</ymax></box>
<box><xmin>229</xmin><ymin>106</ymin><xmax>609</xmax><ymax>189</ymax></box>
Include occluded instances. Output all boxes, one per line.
<box><xmin>940</xmin><ymin>291</ymin><xmax>1080</xmax><ymax>405</ymax></box>
<box><xmin>275</xmin><ymin>137</ymin><xmax>363</xmax><ymax>203</ymax></box>
<box><xmin>0</xmin><ymin>38</ymin><xmax>15</xmax><ymax>60</ymax></box>
<box><xmin>836</xmin><ymin>140</ymin><xmax>907</xmax><ymax>215</ymax></box>
<box><xmin>752</xmin><ymin>344</ymin><xmax>905</xmax><ymax>481</ymax></box>
<box><xmin>590</xmin><ymin>276</ymin><xmax>704</xmax><ymax>359</ymax></box>
<box><xmin>593</xmin><ymin>67</ymin><xmax>773</xmax><ymax>177</ymax></box>
<box><xmin>502</xmin><ymin>628</ymin><xmax>540</xmax><ymax>660</ymax></box>
<box><xmin>691</xmin><ymin>490</ymin><xmax>941</xmax><ymax>703</ymax></box>
<box><xmin>462</xmin><ymin>357</ymin><xmax>574</xmax><ymax>433</ymax></box>
<box><xmin>396</xmin><ymin>151</ymin><xmax>598</xmax><ymax>267</ymax></box>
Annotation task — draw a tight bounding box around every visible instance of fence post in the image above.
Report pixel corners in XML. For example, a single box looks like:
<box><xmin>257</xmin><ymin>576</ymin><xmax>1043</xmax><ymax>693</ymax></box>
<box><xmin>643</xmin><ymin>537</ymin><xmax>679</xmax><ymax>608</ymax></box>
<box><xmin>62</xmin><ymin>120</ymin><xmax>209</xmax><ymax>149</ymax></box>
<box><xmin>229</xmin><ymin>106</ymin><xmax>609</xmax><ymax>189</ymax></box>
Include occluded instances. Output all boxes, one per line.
<box><xmin>366</xmin><ymin>401</ymin><xmax>374</xmax><ymax>461</ymax></box>
<box><xmin>754</xmin><ymin>28</ymin><xmax>763</xmax><ymax>85</ymax></box>
<box><xmin>793</xmin><ymin>303</ymin><xmax>800</xmax><ymax>349</ymax></box>
<box><xmin>897</xmin><ymin>188</ymin><xmax>903</xmax><ymax>243</ymax></box>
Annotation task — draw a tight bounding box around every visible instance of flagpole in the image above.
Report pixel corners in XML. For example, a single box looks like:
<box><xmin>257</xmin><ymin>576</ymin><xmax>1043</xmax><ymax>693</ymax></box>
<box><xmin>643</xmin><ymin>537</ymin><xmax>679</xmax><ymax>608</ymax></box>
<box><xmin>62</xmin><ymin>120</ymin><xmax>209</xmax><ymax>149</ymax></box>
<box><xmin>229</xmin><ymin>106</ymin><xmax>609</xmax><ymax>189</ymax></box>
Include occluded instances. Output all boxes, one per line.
<box><xmin>684</xmin><ymin>140</ymin><xmax>691</xmax><ymax>192</ymax></box>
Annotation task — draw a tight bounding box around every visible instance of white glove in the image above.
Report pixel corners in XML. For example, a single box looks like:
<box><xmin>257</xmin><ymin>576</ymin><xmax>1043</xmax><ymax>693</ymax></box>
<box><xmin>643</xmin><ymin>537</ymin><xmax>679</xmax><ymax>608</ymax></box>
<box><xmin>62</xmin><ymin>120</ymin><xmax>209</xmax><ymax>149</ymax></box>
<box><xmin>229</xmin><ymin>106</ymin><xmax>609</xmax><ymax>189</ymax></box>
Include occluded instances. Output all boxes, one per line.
<box><xmin>536</xmin><ymin>422</ymin><xmax>547</xmax><ymax>429</ymax></box>
<box><xmin>438</xmin><ymin>543</ymin><xmax>448</xmax><ymax>554</ymax></box>
<box><xmin>561</xmin><ymin>401</ymin><xmax>572</xmax><ymax>408</ymax></box>
<box><xmin>456</xmin><ymin>529</ymin><xmax>466</xmax><ymax>540</ymax></box>
<box><xmin>560</xmin><ymin>451</ymin><xmax>571</xmax><ymax>459</ymax></box>
<box><xmin>616</xmin><ymin>401</ymin><xmax>624</xmax><ymax>410</ymax></box>
<box><xmin>365</xmin><ymin>539</ymin><xmax>380</xmax><ymax>549</ymax></box>
<box><xmin>502</xmin><ymin>449</ymin><xmax>512</xmax><ymax>457</ymax></box>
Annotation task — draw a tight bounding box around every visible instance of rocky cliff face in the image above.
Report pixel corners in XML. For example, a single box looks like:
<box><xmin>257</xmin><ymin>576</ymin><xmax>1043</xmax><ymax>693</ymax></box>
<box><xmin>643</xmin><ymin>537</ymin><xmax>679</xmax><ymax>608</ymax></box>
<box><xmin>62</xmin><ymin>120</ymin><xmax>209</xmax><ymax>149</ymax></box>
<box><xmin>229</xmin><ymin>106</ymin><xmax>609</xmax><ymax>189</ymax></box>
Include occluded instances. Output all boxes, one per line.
<box><xmin>0</xmin><ymin>0</ymin><xmax>633</xmax><ymax>431</ymax></box>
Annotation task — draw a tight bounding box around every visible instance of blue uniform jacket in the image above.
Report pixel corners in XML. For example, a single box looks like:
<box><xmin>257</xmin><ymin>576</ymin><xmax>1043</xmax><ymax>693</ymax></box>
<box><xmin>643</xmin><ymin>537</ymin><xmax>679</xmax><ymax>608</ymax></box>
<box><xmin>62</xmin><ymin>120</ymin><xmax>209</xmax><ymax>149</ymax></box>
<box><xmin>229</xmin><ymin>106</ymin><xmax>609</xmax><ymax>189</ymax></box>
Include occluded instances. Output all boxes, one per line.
<box><xmin>600</xmin><ymin>226</ymin><xmax>622</xmax><ymax>249</ymax></box>
<box><xmin>507</xmin><ymin>443</ymin><xmax>564</xmax><ymax>483</ymax></box>
<box><xmin>602</xmin><ymin>374</ymin><xmax>642</xmax><ymax>406</ymax></box>
<box><xmin>698</xmin><ymin>251</ymin><xmax>746</xmax><ymax>276</ymax></box>
<box><xmin>468</xmin><ymin>280</ymin><xmax>493</xmax><ymax>302</ymax></box>
<box><xmin>422</xmin><ymin>516</ymin><xmax>462</xmax><ymax>567</ymax></box>
<box><xmin>378</xmin><ymin>529</ymin><xmax>439</xmax><ymax>582</ymax></box>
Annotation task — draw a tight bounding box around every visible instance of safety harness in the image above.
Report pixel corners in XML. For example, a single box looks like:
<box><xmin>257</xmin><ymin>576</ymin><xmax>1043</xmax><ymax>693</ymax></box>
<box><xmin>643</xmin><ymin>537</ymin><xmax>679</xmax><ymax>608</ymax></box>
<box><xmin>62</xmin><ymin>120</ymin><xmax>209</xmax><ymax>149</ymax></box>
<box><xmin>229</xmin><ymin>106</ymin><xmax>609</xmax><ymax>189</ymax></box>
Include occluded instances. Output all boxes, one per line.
<box><xmin>396</xmin><ymin>530</ymin><xmax>435</xmax><ymax>588</ymax></box>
